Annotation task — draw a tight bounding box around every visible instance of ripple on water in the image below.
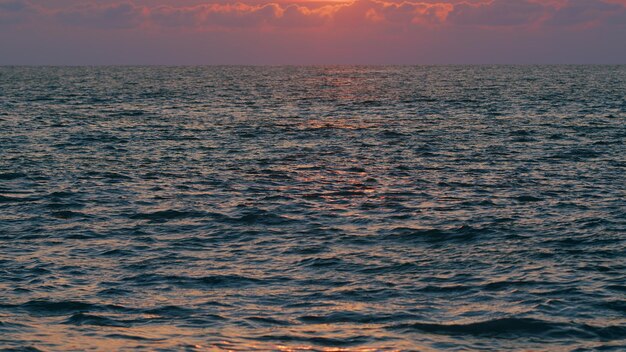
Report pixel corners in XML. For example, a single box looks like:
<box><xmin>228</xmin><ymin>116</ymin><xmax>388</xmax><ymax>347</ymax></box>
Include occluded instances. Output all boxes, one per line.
<box><xmin>1</xmin><ymin>65</ymin><xmax>625</xmax><ymax>351</ymax></box>
<box><xmin>392</xmin><ymin>318</ymin><xmax>626</xmax><ymax>340</ymax></box>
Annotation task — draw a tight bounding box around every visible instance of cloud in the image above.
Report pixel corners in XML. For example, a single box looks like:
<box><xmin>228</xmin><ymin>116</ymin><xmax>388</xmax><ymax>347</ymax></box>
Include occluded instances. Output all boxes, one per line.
<box><xmin>448</xmin><ymin>0</ymin><xmax>548</xmax><ymax>26</ymax></box>
<box><xmin>0</xmin><ymin>0</ymin><xmax>27</xmax><ymax>12</ymax></box>
<box><xmin>273</xmin><ymin>4</ymin><xmax>337</xmax><ymax>28</ymax></box>
<box><xmin>546</xmin><ymin>0</ymin><xmax>624</xmax><ymax>26</ymax></box>
<box><xmin>0</xmin><ymin>1</ymin><xmax>464</xmax><ymax>31</ymax></box>
<box><xmin>1</xmin><ymin>0</ymin><xmax>625</xmax><ymax>31</ymax></box>
<box><xmin>148</xmin><ymin>5</ymin><xmax>199</xmax><ymax>28</ymax></box>
<box><xmin>56</xmin><ymin>2</ymin><xmax>146</xmax><ymax>29</ymax></box>
<box><xmin>335</xmin><ymin>0</ymin><xmax>453</xmax><ymax>26</ymax></box>
<box><xmin>149</xmin><ymin>2</ymin><xmax>336</xmax><ymax>29</ymax></box>
<box><xmin>0</xmin><ymin>0</ymin><xmax>38</xmax><ymax>25</ymax></box>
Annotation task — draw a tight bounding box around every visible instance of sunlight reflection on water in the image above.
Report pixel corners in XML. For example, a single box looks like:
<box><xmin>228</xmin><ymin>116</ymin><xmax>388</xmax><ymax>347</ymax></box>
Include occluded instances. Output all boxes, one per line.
<box><xmin>0</xmin><ymin>65</ymin><xmax>625</xmax><ymax>351</ymax></box>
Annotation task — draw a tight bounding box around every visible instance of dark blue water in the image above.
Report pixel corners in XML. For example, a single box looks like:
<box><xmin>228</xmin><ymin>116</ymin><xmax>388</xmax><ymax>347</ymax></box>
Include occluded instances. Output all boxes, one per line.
<box><xmin>1</xmin><ymin>66</ymin><xmax>625</xmax><ymax>351</ymax></box>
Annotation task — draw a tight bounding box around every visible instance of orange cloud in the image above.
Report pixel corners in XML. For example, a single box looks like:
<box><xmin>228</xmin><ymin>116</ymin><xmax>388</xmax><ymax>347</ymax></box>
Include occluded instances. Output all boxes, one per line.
<box><xmin>142</xmin><ymin>0</ymin><xmax>454</xmax><ymax>30</ymax></box>
<box><xmin>150</xmin><ymin>2</ymin><xmax>338</xmax><ymax>29</ymax></box>
<box><xmin>2</xmin><ymin>0</ymin><xmax>625</xmax><ymax>30</ymax></box>
<box><xmin>330</xmin><ymin>0</ymin><xmax>453</xmax><ymax>32</ymax></box>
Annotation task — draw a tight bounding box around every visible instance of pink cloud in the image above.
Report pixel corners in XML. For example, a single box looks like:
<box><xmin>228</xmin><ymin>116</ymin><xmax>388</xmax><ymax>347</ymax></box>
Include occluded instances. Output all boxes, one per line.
<box><xmin>56</xmin><ymin>2</ymin><xmax>146</xmax><ymax>29</ymax></box>
<box><xmin>134</xmin><ymin>2</ymin><xmax>337</xmax><ymax>29</ymax></box>
<box><xmin>546</xmin><ymin>0</ymin><xmax>625</xmax><ymax>26</ymax></box>
<box><xmin>2</xmin><ymin>0</ymin><xmax>625</xmax><ymax>30</ymax></box>
<box><xmin>146</xmin><ymin>1</ymin><xmax>455</xmax><ymax>31</ymax></box>
<box><xmin>448</xmin><ymin>0</ymin><xmax>548</xmax><ymax>27</ymax></box>
<box><xmin>334</xmin><ymin>0</ymin><xmax>453</xmax><ymax>27</ymax></box>
<box><xmin>0</xmin><ymin>0</ymin><xmax>38</xmax><ymax>25</ymax></box>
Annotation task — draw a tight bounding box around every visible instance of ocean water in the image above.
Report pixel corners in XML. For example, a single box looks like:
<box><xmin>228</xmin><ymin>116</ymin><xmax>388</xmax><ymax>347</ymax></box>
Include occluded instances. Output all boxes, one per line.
<box><xmin>0</xmin><ymin>66</ymin><xmax>625</xmax><ymax>351</ymax></box>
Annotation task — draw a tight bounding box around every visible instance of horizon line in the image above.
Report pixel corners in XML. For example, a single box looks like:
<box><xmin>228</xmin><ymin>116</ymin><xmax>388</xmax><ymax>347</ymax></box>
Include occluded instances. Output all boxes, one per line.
<box><xmin>2</xmin><ymin>63</ymin><xmax>626</xmax><ymax>67</ymax></box>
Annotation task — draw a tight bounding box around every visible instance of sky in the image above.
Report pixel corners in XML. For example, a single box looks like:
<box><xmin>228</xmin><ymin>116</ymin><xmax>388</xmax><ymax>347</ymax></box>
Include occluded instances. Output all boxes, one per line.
<box><xmin>1</xmin><ymin>0</ymin><xmax>625</xmax><ymax>64</ymax></box>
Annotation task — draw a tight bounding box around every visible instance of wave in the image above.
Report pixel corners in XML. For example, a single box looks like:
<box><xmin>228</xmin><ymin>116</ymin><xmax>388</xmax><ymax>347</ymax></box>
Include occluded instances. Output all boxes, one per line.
<box><xmin>299</xmin><ymin>311</ymin><xmax>420</xmax><ymax>324</ymax></box>
<box><xmin>143</xmin><ymin>305</ymin><xmax>198</xmax><ymax>317</ymax></box>
<box><xmin>2</xmin><ymin>66</ymin><xmax>626</xmax><ymax>351</ymax></box>
<box><xmin>4</xmin><ymin>300</ymin><xmax>130</xmax><ymax>315</ymax></box>
<box><xmin>50</xmin><ymin>210</ymin><xmax>90</xmax><ymax>219</ymax></box>
<box><xmin>598</xmin><ymin>300</ymin><xmax>626</xmax><ymax>313</ymax></box>
<box><xmin>390</xmin><ymin>317</ymin><xmax>626</xmax><ymax>339</ymax></box>
<box><xmin>246</xmin><ymin>316</ymin><xmax>292</xmax><ymax>326</ymax></box>
<box><xmin>122</xmin><ymin>273</ymin><xmax>280</xmax><ymax>288</ymax></box>
<box><xmin>256</xmin><ymin>334</ymin><xmax>372</xmax><ymax>347</ymax></box>
<box><xmin>0</xmin><ymin>172</ymin><xmax>27</xmax><ymax>180</ymax></box>
<box><xmin>47</xmin><ymin>191</ymin><xmax>79</xmax><ymax>199</ymax></box>
<box><xmin>0</xmin><ymin>321</ymin><xmax>28</xmax><ymax>332</ymax></box>
<box><xmin>382</xmin><ymin>225</ymin><xmax>490</xmax><ymax>243</ymax></box>
<box><xmin>64</xmin><ymin>313</ymin><xmax>131</xmax><ymax>328</ymax></box>
<box><xmin>228</xmin><ymin>210</ymin><xmax>296</xmax><ymax>226</ymax></box>
<box><xmin>0</xmin><ymin>347</ymin><xmax>45</xmax><ymax>352</ymax></box>
<box><xmin>550</xmin><ymin>148</ymin><xmax>602</xmax><ymax>160</ymax></box>
<box><xmin>129</xmin><ymin>210</ymin><xmax>211</xmax><ymax>221</ymax></box>
<box><xmin>296</xmin><ymin>257</ymin><xmax>344</xmax><ymax>268</ymax></box>
<box><xmin>103</xmin><ymin>334</ymin><xmax>164</xmax><ymax>342</ymax></box>
<box><xmin>0</xmin><ymin>195</ymin><xmax>38</xmax><ymax>203</ymax></box>
<box><xmin>127</xmin><ymin>209</ymin><xmax>295</xmax><ymax>226</ymax></box>
<box><xmin>359</xmin><ymin>262</ymin><xmax>420</xmax><ymax>274</ymax></box>
<box><xmin>514</xmin><ymin>195</ymin><xmax>543</xmax><ymax>202</ymax></box>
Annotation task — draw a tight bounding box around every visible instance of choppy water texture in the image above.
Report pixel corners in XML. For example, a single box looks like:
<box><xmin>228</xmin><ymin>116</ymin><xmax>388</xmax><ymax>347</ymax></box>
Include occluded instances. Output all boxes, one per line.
<box><xmin>1</xmin><ymin>66</ymin><xmax>625</xmax><ymax>351</ymax></box>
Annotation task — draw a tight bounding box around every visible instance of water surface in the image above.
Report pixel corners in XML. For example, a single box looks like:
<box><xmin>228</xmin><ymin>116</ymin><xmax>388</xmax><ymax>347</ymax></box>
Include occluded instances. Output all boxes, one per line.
<box><xmin>1</xmin><ymin>66</ymin><xmax>625</xmax><ymax>351</ymax></box>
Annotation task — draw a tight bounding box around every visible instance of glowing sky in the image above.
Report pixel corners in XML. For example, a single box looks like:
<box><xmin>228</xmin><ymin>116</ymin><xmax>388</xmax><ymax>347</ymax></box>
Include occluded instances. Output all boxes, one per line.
<box><xmin>1</xmin><ymin>0</ymin><xmax>625</xmax><ymax>64</ymax></box>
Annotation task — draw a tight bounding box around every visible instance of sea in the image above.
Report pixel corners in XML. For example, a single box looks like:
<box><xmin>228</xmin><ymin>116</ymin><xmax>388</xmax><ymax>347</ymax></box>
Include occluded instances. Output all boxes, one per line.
<box><xmin>0</xmin><ymin>66</ymin><xmax>625</xmax><ymax>351</ymax></box>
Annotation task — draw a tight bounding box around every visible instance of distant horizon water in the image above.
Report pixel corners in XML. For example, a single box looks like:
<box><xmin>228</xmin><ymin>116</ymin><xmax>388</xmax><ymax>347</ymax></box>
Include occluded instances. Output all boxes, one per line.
<box><xmin>2</xmin><ymin>63</ymin><xmax>626</xmax><ymax>67</ymax></box>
